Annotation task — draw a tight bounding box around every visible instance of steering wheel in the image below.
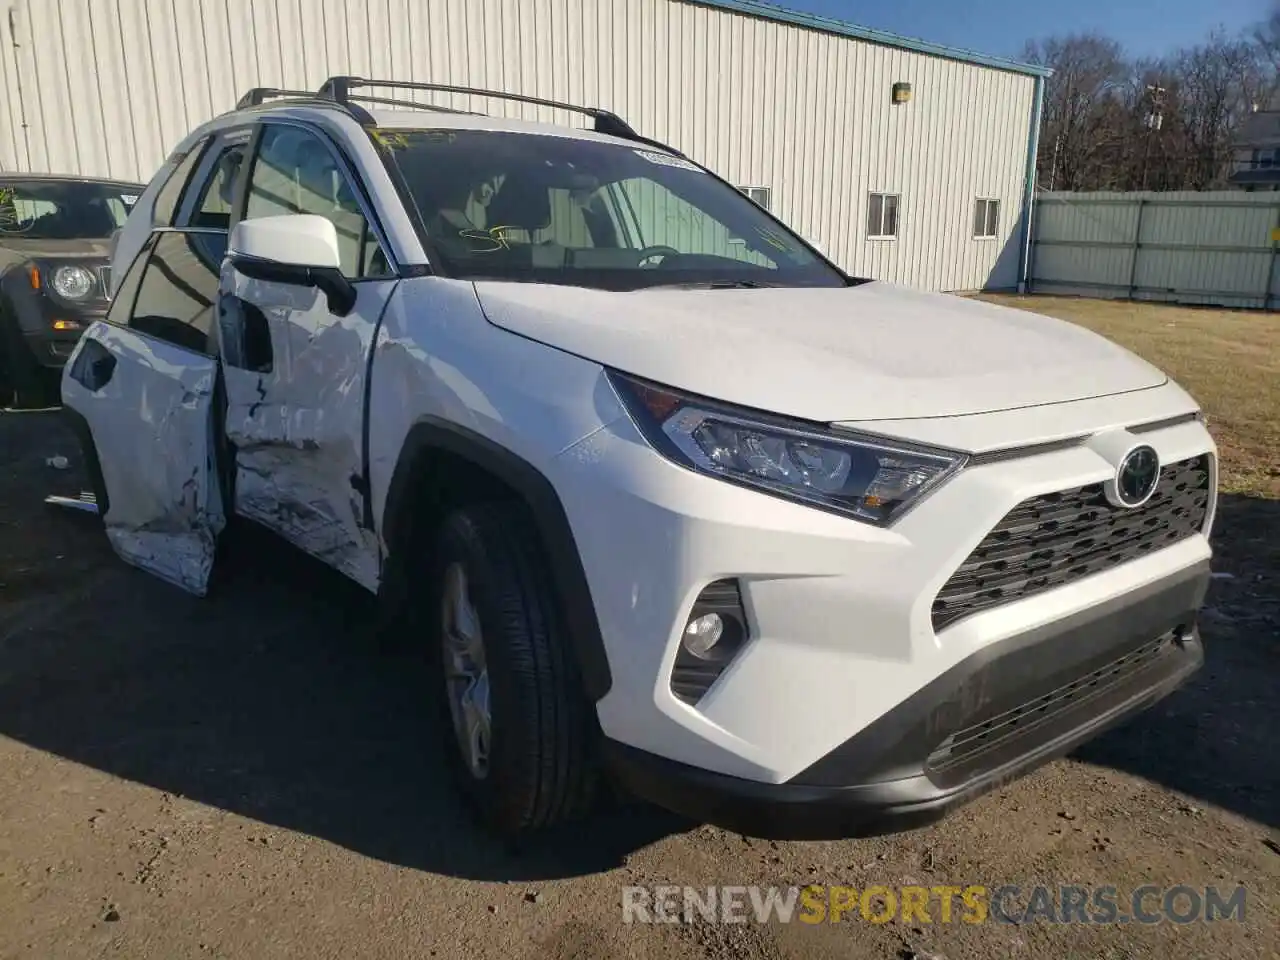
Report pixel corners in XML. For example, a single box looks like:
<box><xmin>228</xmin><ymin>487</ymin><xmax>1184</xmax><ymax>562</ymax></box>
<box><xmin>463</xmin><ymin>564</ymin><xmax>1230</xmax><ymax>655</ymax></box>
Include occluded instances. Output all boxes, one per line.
<box><xmin>636</xmin><ymin>245</ymin><xmax>681</xmax><ymax>268</ymax></box>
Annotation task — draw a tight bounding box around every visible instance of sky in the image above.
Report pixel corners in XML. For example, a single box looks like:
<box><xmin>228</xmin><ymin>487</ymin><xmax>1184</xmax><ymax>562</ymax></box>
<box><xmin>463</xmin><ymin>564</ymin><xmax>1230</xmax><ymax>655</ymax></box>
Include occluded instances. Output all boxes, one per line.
<box><xmin>780</xmin><ymin>0</ymin><xmax>1270</xmax><ymax>61</ymax></box>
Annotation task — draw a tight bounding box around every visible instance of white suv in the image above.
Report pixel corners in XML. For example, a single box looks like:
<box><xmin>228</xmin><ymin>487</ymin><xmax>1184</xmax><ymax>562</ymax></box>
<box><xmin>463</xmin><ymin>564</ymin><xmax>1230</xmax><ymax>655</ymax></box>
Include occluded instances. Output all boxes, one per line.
<box><xmin>62</xmin><ymin>78</ymin><xmax>1216</xmax><ymax>840</ymax></box>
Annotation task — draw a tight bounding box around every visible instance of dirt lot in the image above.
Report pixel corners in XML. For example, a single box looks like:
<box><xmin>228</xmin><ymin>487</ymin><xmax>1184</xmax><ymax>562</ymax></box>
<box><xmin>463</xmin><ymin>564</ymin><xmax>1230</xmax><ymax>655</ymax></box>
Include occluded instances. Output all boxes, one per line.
<box><xmin>1</xmin><ymin>296</ymin><xmax>1277</xmax><ymax>959</ymax></box>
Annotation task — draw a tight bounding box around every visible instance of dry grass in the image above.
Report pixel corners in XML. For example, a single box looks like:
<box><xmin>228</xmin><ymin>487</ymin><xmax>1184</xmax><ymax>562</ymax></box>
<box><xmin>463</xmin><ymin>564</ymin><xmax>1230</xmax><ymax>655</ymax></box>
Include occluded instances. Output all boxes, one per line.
<box><xmin>977</xmin><ymin>294</ymin><xmax>1280</xmax><ymax>498</ymax></box>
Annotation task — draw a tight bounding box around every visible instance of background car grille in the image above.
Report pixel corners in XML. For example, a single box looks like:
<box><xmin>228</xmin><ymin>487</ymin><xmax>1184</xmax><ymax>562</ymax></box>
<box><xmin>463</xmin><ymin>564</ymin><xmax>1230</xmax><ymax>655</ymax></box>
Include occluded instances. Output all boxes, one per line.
<box><xmin>97</xmin><ymin>265</ymin><xmax>113</xmax><ymax>300</ymax></box>
<box><xmin>932</xmin><ymin>454</ymin><xmax>1211</xmax><ymax>631</ymax></box>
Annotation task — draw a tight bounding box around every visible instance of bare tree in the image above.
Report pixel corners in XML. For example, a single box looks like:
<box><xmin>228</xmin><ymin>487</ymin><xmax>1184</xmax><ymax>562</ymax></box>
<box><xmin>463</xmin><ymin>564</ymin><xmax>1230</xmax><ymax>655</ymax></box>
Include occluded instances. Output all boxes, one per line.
<box><xmin>1023</xmin><ymin>34</ymin><xmax>1129</xmax><ymax>190</ymax></box>
<box><xmin>1253</xmin><ymin>2</ymin><xmax>1280</xmax><ymax>102</ymax></box>
<box><xmin>1169</xmin><ymin>32</ymin><xmax>1266</xmax><ymax>188</ymax></box>
<box><xmin>1025</xmin><ymin>17</ymin><xmax>1279</xmax><ymax>192</ymax></box>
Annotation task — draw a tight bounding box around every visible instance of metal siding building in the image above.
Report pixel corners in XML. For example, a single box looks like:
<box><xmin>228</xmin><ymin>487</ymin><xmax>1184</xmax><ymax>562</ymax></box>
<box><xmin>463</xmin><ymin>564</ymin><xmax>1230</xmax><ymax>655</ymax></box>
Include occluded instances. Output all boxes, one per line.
<box><xmin>0</xmin><ymin>0</ymin><xmax>1045</xmax><ymax>290</ymax></box>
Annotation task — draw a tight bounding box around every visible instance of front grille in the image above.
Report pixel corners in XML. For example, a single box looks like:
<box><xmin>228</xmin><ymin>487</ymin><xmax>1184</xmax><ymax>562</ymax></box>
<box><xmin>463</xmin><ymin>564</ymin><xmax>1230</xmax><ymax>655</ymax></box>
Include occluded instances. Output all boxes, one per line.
<box><xmin>97</xmin><ymin>265</ymin><xmax>113</xmax><ymax>301</ymax></box>
<box><xmin>933</xmin><ymin>455</ymin><xmax>1211</xmax><ymax>631</ymax></box>
<box><xmin>925</xmin><ymin>629</ymin><xmax>1183</xmax><ymax>781</ymax></box>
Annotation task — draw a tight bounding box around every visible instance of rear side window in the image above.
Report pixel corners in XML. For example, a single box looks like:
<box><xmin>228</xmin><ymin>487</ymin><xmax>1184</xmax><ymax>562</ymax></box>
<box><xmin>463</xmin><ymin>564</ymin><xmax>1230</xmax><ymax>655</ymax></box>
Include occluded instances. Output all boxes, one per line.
<box><xmin>152</xmin><ymin>142</ymin><xmax>208</xmax><ymax>227</ymax></box>
<box><xmin>104</xmin><ymin>236</ymin><xmax>155</xmax><ymax>324</ymax></box>
<box><xmin>117</xmin><ymin>231</ymin><xmax>225</xmax><ymax>354</ymax></box>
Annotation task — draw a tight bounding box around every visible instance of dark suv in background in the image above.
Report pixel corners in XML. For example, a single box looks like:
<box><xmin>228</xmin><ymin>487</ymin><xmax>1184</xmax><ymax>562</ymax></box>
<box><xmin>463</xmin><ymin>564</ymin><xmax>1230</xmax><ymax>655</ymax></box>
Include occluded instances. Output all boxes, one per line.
<box><xmin>0</xmin><ymin>175</ymin><xmax>144</xmax><ymax>408</ymax></box>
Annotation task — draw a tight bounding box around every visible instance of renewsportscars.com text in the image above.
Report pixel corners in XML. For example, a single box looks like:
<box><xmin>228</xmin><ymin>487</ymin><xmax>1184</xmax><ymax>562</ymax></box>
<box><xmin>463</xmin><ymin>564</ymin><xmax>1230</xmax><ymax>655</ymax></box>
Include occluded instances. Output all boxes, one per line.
<box><xmin>621</xmin><ymin>884</ymin><xmax>1247</xmax><ymax>925</ymax></box>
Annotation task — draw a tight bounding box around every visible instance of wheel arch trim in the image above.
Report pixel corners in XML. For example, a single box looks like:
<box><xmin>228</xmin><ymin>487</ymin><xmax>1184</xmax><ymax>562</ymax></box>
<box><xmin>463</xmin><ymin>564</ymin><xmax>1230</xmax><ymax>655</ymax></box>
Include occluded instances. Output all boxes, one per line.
<box><xmin>380</xmin><ymin>417</ymin><xmax>613</xmax><ymax>702</ymax></box>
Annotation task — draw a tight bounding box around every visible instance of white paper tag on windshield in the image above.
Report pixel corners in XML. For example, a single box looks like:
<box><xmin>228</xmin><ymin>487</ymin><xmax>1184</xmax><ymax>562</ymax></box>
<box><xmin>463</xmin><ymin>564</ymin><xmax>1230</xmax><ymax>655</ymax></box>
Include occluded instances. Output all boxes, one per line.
<box><xmin>121</xmin><ymin>194</ymin><xmax>138</xmax><ymax>205</ymax></box>
<box><xmin>634</xmin><ymin>150</ymin><xmax>701</xmax><ymax>172</ymax></box>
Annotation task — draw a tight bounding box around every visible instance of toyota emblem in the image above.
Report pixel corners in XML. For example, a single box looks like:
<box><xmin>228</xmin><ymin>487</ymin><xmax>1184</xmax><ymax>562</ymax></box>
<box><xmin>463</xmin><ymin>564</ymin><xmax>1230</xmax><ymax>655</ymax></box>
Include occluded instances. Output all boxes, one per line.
<box><xmin>1111</xmin><ymin>445</ymin><xmax>1161</xmax><ymax>508</ymax></box>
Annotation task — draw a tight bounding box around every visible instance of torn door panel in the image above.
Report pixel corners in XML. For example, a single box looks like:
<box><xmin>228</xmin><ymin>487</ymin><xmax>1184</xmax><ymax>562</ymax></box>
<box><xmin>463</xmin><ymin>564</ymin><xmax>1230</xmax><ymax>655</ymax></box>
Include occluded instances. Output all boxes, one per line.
<box><xmin>61</xmin><ymin>322</ymin><xmax>225</xmax><ymax>596</ymax></box>
<box><xmin>218</xmin><ymin>269</ymin><xmax>390</xmax><ymax>593</ymax></box>
<box><xmin>234</xmin><ymin>444</ymin><xmax>380</xmax><ymax>590</ymax></box>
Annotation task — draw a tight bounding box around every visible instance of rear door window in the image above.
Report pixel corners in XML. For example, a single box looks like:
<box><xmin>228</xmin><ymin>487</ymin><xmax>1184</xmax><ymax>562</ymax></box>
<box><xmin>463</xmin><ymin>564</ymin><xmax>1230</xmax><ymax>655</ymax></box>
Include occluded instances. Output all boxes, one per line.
<box><xmin>104</xmin><ymin>235</ymin><xmax>156</xmax><ymax>324</ymax></box>
<box><xmin>119</xmin><ymin>231</ymin><xmax>225</xmax><ymax>354</ymax></box>
<box><xmin>152</xmin><ymin>141</ymin><xmax>209</xmax><ymax>227</ymax></box>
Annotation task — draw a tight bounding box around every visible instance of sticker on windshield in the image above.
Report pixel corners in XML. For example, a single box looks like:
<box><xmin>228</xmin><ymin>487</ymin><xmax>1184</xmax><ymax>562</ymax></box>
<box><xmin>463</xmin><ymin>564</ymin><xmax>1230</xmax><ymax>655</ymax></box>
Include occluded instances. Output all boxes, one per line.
<box><xmin>121</xmin><ymin>194</ymin><xmax>138</xmax><ymax>205</ymax></box>
<box><xmin>634</xmin><ymin>150</ymin><xmax>701</xmax><ymax>172</ymax></box>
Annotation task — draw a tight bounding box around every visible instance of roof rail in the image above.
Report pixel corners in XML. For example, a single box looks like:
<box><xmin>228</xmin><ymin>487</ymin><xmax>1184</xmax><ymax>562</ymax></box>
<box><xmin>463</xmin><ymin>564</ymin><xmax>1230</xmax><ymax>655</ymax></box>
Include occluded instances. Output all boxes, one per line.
<box><xmin>338</xmin><ymin>93</ymin><xmax>478</xmax><ymax>117</ymax></box>
<box><xmin>235</xmin><ymin>86</ymin><xmax>377</xmax><ymax>124</ymax></box>
<box><xmin>315</xmin><ymin>76</ymin><xmax>684</xmax><ymax>155</ymax></box>
<box><xmin>236</xmin><ymin>87</ymin><xmax>319</xmax><ymax>109</ymax></box>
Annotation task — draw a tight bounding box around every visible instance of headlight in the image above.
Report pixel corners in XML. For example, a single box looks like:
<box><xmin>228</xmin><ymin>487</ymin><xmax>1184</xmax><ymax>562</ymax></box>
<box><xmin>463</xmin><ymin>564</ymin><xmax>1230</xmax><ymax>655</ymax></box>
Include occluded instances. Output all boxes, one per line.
<box><xmin>609</xmin><ymin>372</ymin><xmax>967</xmax><ymax>525</ymax></box>
<box><xmin>50</xmin><ymin>265</ymin><xmax>95</xmax><ymax>301</ymax></box>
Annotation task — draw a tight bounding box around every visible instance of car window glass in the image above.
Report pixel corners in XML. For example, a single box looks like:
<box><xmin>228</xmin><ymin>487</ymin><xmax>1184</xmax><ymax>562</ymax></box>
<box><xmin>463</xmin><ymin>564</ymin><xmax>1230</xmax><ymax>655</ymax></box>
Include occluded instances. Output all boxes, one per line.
<box><xmin>245</xmin><ymin>125</ymin><xmax>388</xmax><ymax>279</ymax></box>
<box><xmin>153</xmin><ymin>141</ymin><xmax>208</xmax><ymax>226</ymax></box>
<box><xmin>188</xmin><ymin>142</ymin><xmax>248</xmax><ymax>231</ymax></box>
<box><xmin>104</xmin><ymin>236</ymin><xmax>155</xmax><ymax>326</ymax></box>
<box><xmin>125</xmin><ymin>231</ymin><xmax>225</xmax><ymax>354</ymax></box>
<box><xmin>616</xmin><ymin>179</ymin><xmax>775</xmax><ymax>267</ymax></box>
<box><xmin>0</xmin><ymin>180</ymin><xmax>139</xmax><ymax>240</ymax></box>
<box><xmin>378</xmin><ymin>129</ymin><xmax>833</xmax><ymax>289</ymax></box>
<box><xmin>479</xmin><ymin>182</ymin><xmax>595</xmax><ymax>249</ymax></box>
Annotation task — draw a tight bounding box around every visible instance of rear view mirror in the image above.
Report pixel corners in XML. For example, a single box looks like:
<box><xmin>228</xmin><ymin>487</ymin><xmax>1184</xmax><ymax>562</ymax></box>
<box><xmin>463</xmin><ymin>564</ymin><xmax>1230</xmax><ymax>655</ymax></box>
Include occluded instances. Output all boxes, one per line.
<box><xmin>227</xmin><ymin>214</ymin><xmax>356</xmax><ymax>316</ymax></box>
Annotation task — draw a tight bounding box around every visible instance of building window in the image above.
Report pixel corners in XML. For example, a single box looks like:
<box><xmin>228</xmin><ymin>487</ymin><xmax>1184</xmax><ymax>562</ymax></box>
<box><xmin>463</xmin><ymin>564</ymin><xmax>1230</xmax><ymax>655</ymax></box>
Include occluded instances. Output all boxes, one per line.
<box><xmin>738</xmin><ymin>185</ymin><xmax>772</xmax><ymax>211</ymax></box>
<box><xmin>973</xmin><ymin>198</ymin><xmax>1000</xmax><ymax>239</ymax></box>
<box><xmin>867</xmin><ymin>192</ymin><xmax>898</xmax><ymax>239</ymax></box>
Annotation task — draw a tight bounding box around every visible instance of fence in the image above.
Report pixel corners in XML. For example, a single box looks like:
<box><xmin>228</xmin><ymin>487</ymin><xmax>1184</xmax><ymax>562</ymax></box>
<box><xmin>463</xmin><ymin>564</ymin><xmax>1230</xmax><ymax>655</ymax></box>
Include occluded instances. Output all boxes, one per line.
<box><xmin>1029</xmin><ymin>191</ymin><xmax>1280</xmax><ymax>309</ymax></box>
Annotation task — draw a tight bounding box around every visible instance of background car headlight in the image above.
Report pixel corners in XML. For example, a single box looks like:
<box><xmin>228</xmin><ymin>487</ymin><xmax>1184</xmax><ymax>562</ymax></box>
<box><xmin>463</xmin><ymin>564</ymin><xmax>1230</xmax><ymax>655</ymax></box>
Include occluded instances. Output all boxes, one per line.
<box><xmin>50</xmin><ymin>265</ymin><xmax>95</xmax><ymax>301</ymax></box>
<box><xmin>610</xmin><ymin>372</ymin><xmax>967</xmax><ymax>525</ymax></box>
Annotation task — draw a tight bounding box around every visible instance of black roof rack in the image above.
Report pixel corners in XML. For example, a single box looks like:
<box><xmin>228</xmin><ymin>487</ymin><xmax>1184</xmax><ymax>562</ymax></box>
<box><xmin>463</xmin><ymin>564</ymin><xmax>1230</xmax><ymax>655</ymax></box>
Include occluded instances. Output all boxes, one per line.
<box><xmin>315</xmin><ymin>76</ymin><xmax>684</xmax><ymax>155</ymax></box>
<box><xmin>236</xmin><ymin>87</ymin><xmax>318</xmax><ymax>109</ymax></box>
<box><xmin>336</xmin><ymin>92</ymin><xmax>478</xmax><ymax>117</ymax></box>
<box><xmin>234</xmin><ymin>86</ymin><xmax>376</xmax><ymax>124</ymax></box>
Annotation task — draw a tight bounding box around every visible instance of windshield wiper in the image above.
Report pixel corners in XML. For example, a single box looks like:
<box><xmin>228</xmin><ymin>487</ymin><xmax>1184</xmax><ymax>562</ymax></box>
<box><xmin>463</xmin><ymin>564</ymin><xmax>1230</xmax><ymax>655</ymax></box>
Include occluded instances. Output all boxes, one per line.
<box><xmin>644</xmin><ymin>278</ymin><xmax>777</xmax><ymax>290</ymax></box>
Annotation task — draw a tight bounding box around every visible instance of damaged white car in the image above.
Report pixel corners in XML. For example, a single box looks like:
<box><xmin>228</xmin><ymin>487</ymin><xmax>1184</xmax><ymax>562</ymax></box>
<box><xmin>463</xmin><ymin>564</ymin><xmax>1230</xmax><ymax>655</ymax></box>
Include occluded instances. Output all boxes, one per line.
<box><xmin>63</xmin><ymin>78</ymin><xmax>1217</xmax><ymax>840</ymax></box>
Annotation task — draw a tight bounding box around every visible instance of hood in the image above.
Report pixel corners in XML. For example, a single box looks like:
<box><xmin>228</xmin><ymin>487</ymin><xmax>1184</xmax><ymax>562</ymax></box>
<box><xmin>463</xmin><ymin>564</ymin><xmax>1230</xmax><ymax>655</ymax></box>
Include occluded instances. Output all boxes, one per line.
<box><xmin>0</xmin><ymin>237</ymin><xmax>112</xmax><ymax>262</ymax></box>
<box><xmin>473</xmin><ymin>281</ymin><xmax>1167</xmax><ymax>422</ymax></box>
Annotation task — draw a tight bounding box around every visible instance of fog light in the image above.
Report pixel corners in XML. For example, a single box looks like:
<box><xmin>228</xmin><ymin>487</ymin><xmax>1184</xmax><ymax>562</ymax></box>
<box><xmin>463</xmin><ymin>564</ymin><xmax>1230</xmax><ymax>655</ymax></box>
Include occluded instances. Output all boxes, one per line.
<box><xmin>52</xmin><ymin>319</ymin><xmax>82</xmax><ymax>331</ymax></box>
<box><xmin>683</xmin><ymin>613</ymin><xmax>724</xmax><ymax>658</ymax></box>
<box><xmin>671</xmin><ymin>580</ymin><xmax>749</xmax><ymax>705</ymax></box>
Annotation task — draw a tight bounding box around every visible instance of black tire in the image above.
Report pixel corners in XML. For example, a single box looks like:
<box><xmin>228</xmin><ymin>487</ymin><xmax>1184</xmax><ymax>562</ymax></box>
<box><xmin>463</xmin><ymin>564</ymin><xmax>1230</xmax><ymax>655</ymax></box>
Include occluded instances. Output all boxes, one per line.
<box><xmin>426</xmin><ymin>502</ymin><xmax>598</xmax><ymax>838</ymax></box>
<box><xmin>0</xmin><ymin>345</ymin><xmax>13</xmax><ymax>409</ymax></box>
<box><xmin>0</xmin><ymin>327</ymin><xmax>54</xmax><ymax>409</ymax></box>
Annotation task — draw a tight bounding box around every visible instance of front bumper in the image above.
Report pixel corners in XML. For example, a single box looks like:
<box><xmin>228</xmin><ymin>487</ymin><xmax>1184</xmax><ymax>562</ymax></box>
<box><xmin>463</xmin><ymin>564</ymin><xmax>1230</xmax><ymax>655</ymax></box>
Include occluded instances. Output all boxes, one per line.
<box><xmin>23</xmin><ymin>326</ymin><xmax>97</xmax><ymax>368</ymax></box>
<box><xmin>604</xmin><ymin>561</ymin><xmax>1207</xmax><ymax>839</ymax></box>
<box><xmin>551</xmin><ymin>391</ymin><xmax>1216</xmax><ymax>786</ymax></box>
<box><xmin>1</xmin><ymin>275</ymin><xmax>106</xmax><ymax>369</ymax></box>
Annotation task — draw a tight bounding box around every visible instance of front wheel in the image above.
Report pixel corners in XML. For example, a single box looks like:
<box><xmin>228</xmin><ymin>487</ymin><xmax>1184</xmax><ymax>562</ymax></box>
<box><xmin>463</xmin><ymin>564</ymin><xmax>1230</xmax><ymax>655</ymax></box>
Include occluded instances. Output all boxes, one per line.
<box><xmin>428</xmin><ymin>503</ymin><xmax>598</xmax><ymax>838</ymax></box>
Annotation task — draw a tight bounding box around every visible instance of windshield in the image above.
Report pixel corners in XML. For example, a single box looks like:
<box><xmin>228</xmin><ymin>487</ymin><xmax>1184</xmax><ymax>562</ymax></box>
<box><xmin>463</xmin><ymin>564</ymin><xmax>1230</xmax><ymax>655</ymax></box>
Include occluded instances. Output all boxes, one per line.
<box><xmin>0</xmin><ymin>179</ymin><xmax>139</xmax><ymax>240</ymax></box>
<box><xmin>373</xmin><ymin>128</ymin><xmax>847</xmax><ymax>290</ymax></box>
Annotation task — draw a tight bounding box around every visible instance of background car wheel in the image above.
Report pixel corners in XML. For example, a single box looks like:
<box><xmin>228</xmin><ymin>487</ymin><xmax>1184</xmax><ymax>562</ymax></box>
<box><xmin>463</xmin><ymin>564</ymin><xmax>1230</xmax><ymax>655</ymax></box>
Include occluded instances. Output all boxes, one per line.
<box><xmin>11</xmin><ymin>364</ymin><xmax>54</xmax><ymax>410</ymax></box>
<box><xmin>427</xmin><ymin>503</ymin><xmax>598</xmax><ymax>838</ymax></box>
<box><xmin>0</xmin><ymin>343</ymin><xmax>13</xmax><ymax>409</ymax></box>
<box><xmin>0</xmin><ymin>332</ymin><xmax>54</xmax><ymax>409</ymax></box>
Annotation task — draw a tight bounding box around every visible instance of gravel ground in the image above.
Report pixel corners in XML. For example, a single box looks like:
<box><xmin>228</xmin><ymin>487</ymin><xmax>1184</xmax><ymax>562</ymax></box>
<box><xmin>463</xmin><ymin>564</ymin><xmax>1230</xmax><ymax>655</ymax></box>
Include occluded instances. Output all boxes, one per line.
<box><xmin>1</xmin><ymin>391</ymin><xmax>1277</xmax><ymax>958</ymax></box>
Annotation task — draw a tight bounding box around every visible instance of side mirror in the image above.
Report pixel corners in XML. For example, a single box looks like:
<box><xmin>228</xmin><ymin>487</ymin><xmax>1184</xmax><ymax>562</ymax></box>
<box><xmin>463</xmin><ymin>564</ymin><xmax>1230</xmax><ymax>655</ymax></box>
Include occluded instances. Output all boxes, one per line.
<box><xmin>227</xmin><ymin>214</ymin><xmax>356</xmax><ymax>316</ymax></box>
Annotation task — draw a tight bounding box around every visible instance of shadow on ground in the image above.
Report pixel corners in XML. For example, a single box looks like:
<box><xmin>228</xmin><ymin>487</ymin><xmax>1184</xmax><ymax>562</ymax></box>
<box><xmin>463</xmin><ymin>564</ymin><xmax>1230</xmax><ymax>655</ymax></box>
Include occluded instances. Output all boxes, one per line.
<box><xmin>0</xmin><ymin>410</ymin><xmax>689</xmax><ymax>883</ymax></box>
<box><xmin>1</xmin><ymin>410</ymin><xmax>1276</xmax><ymax>886</ymax></box>
<box><xmin>1073</xmin><ymin>487</ymin><xmax>1279</xmax><ymax>827</ymax></box>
